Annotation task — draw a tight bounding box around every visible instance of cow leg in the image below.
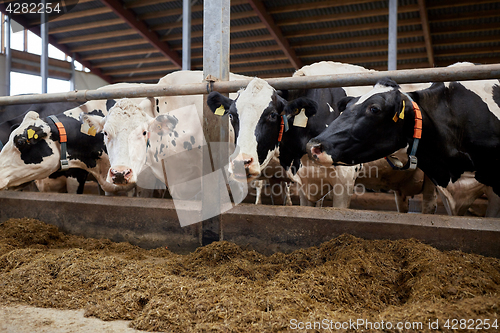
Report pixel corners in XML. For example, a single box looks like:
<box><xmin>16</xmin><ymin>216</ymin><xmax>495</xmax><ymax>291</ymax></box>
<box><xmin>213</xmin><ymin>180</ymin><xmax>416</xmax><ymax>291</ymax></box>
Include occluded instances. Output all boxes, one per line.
<box><xmin>421</xmin><ymin>174</ymin><xmax>437</xmax><ymax>214</ymax></box>
<box><xmin>394</xmin><ymin>190</ymin><xmax>409</xmax><ymax>213</ymax></box>
<box><xmin>330</xmin><ymin>188</ymin><xmax>352</xmax><ymax>208</ymax></box>
<box><xmin>436</xmin><ymin>185</ymin><xmax>456</xmax><ymax>215</ymax></box>
<box><xmin>284</xmin><ymin>182</ymin><xmax>293</xmax><ymax>206</ymax></box>
<box><xmin>75</xmin><ymin>170</ymin><xmax>89</xmax><ymax>194</ymax></box>
<box><xmin>254</xmin><ymin>180</ymin><xmax>263</xmax><ymax>205</ymax></box>
<box><xmin>299</xmin><ymin>190</ymin><xmax>315</xmax><ymax>206</ymax></box>
<box><xmin>485</xmin><ymin>187</ymin><xmax>500</xmax><ymax>218</ymax></box>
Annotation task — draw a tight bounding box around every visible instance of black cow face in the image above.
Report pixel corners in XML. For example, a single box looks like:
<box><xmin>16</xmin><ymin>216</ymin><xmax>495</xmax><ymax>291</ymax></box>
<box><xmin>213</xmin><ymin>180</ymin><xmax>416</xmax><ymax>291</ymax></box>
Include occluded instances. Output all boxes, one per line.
<box><xmin>206</xmin><ymin>91</ymin><xmax>239</xmax><ymax>144</ymax></box>
<box><xmin>307</xmin><ymin>78</ymin><xmax>410</xmax><ymax>166</ymax></box>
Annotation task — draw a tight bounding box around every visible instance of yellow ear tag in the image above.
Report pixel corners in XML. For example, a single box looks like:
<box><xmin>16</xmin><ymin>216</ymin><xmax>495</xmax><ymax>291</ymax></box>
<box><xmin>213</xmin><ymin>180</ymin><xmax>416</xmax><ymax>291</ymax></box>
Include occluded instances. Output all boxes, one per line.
<box><xmin>214</xmin><ymin>105</ymin><xmax>225</xmax><ymax>116</ymax></box>
<box><xmin>88</xmin><ymin>126</ymin><xmax>97</xmax><ymax>136</ymax></box>
<box><xmin>293</xmin><ymin>108</ymin><xmax>308</xmax><ymax>128</ymax></box>
<box><xmin>80</xmin><ymin>122</ymin><xmax>96</xmax><ymax>136</ymax></box>
<box><xmin>399</xmin><ymin>100</ymin><xmax>405</xmax><ymax>119</ymax></box>
<box><xmin>27</xmin><ymin>128</ymin><xmax>35</xmax><ymax>139</ymax></box>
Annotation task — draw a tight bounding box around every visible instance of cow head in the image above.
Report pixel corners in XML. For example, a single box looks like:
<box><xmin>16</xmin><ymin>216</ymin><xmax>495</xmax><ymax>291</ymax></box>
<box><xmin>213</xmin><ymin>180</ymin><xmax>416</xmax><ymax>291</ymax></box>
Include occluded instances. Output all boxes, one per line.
<box><xmin>81</xmin><ymin>98</ymin><xmax>153</xmax><ymax>189</ymax></box>
<box><xmin>207</xmin><ymin>77</ymin><xmax>318</xmax><ymax>182</ymax></box>
<box><xmin>0</xmin><ymin>111</ymin><xmax>61</xmax><ymax>189</ymax></box>
<box><xmin>307</xmin><ymin>78</ymin><xmax>411</xmax><ymax>166</ymax></box>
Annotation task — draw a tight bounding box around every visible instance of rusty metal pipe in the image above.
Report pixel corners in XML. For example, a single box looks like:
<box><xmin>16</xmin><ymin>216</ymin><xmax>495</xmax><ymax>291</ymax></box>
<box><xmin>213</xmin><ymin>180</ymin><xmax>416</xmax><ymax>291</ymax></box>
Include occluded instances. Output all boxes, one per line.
<box><xmin>0</xmin><ymin>63</ymin><xmax>499</xmax><ymax>106</ymax></box>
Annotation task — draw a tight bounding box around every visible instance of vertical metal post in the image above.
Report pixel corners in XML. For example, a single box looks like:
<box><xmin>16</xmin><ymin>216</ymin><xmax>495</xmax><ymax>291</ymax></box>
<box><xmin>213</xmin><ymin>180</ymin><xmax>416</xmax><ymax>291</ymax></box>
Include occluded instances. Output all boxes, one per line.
<box><xmin>1</xmin><ymin>13</ymin><xmax>4</xmax><ymax>53</ymax></box>
<box><xmin>388</xmin><ymin>0</ymin><xmax>398</xmax><ymax>71</ymax></box>
<box><xmin>23</xmin><ymin>28</ymin><xmax>28</xmax><ymax>52</ymax></box>
<box><xmin>41</xmin><ymin>0</ymin><xmax>49</xmax><ymax>93</ymax></box>
<box><xmin>201</xmin><ymin>0</ymin><xmax>231</xmax><ymax>246</ymax></box>
<box><xmin>5</xmin><ymin>14</ymin><xmax>11</xmax><ymax>96</ymax></box>
<box><xmin>70</xmin><ymin>53</ymin><xmax>76</xmax><ymax>90</ymax></box>
<box><xmin>182</xmin><ymin>0</ymin><xmax>191</xmax><ymax>70</ymax></box>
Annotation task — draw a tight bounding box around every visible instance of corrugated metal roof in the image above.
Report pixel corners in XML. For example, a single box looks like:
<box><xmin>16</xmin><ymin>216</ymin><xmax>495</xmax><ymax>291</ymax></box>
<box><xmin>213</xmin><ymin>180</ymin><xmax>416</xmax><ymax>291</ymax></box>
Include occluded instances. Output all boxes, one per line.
<box><xmin>1</xmin><ymin>0</ymin><xmax>499</xmax><ymax>83</ymax></box>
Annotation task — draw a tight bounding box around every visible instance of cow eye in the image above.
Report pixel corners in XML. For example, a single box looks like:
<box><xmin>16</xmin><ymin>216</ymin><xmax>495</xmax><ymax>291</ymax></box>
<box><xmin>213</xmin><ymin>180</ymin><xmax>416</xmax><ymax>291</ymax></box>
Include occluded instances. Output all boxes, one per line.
<box><xmin>369</xmin><ymin>105</ymin><xmax>381</xmax><ymax>114</ymax></box>
<box><xmin>103</xmin><ymin>131</ymin><xmax>108</xmax><ymax>136</ymax></box>
<box><xmin>142</xmin><ymin>131</ymin><xmax>147</xmax><ymax>136</ymax></box>
<box><xmin>268</xmin><ymin>112</ymin><xmax>278</xmax><ymax>121</ymax></box>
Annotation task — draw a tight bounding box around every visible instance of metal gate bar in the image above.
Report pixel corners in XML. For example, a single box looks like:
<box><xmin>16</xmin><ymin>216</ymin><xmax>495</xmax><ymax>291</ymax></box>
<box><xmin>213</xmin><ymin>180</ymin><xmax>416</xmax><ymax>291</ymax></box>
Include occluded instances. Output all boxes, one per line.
<box><xmin>0</xmin><ymin>63</ymin><xmax>499</xmax><ymax>106</ymax></box>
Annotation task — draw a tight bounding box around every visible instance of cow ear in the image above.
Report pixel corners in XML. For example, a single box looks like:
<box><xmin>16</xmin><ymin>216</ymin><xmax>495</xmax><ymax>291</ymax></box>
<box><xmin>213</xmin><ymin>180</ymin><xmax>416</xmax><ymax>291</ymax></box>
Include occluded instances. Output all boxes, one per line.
<box><xmin>106</xmin><ymin>99</ymin><xmax>116</xmax><ymax>112</ymax></box>
<box><xmin>207</xmin><ymin>91</ymin><xmax>233</xmax><ymax>116</ymax></box>
<box><xmin>151</xmin><ymin>113</ymin><xmax>178</xmax><ymax>133</ymax></box>
<box><xmin>338</xmin><ymin>96</ymin><xmax>355</xmax><ymax>113</ymax></box>
<box><xmin>14</xmin><ymin>125</ymin><xmax>47</xmax><ymax>150</ymax></box>
<box><xmin>80</xmin><ymin>113</ymin><xmax>105</xmax><ymax>134</ymax></box>
<box><xmin>285</xmin><ymin>97</ymin><xmax>318</xmax><ymax>118</ymax></box>
<box><xmin>276</xmin><ymin>89</ymin><xmax>289</xmax><ymax>100</ymax></box>
<box><xmin>138</xmin><ymin>97</ymin><xmax>156</xmax><ymax>115</ymax></box>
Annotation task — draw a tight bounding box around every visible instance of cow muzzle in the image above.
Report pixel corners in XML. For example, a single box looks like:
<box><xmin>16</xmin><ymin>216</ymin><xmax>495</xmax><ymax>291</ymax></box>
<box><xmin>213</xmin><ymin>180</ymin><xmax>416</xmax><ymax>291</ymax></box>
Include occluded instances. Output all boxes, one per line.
<box><xmin>229</xmin><ymin>153</ymin><xmax>260</xmax><ymax>182</ymax></box>
<box><xmin>306</xmin><ymin>140</ymin><xmax>334</xmax><ymax>166</ymax></box>
<box><xmin>109</xmin><ymin>166</ymin><xmax>134</xmax><ymax>185</ymax></box>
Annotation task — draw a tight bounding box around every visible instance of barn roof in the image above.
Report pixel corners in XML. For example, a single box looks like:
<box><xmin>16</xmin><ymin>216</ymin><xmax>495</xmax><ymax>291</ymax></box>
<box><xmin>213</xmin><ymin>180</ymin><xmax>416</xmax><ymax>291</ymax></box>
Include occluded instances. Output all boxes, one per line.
<box><xmin>2</xmin><ymin>0</ymin><xmax>500</xmax><ymax>84</ymax></box>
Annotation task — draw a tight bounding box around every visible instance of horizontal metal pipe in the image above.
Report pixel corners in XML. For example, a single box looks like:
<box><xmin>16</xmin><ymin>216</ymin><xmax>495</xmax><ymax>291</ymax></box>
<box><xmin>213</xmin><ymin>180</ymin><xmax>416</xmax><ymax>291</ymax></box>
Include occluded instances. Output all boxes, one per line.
<box><xmin>0</xmin><ymin>63</ymin><xmax>499</xmax><ymax>106</ymax></box>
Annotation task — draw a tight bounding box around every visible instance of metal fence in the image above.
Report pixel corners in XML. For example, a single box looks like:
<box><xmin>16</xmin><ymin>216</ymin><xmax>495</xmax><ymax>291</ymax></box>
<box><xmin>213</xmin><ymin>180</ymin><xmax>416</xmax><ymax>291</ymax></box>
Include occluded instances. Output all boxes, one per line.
<box><xmin>0</xmin><ymin>63</ymin><xmax>499</xmax><ymax>106</ymax></box>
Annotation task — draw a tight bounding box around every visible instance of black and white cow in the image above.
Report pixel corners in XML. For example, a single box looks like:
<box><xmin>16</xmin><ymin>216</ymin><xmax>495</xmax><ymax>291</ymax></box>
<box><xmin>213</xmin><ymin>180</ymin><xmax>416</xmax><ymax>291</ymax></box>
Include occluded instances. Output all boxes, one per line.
<box><xmin>0</xmin><ymin>79</ymin><xmax>173</xmax><ymax>194</ymax></box>
<box><xmin>307</xmin><ymin>71</ymin><xmax>500</xmax><ymax>201</ymax></box>
<box><xmin>0</xmin><ymin>101</ymin><xmax>82</xmax><ymax>146</ymax></box>
<box><xmin>207</xmin><ymin>62</ymin><xmax>437</xmax><ymax>210</ymax></box>
<box><xmin>0</xmin><ymin>99</ymin><xmax>133</xmax><ymax>193</ymax></box>
<box><xmin>0</xmin><ymin>101</ymin><xmax>87</xmax><ymax>192</ymax></box>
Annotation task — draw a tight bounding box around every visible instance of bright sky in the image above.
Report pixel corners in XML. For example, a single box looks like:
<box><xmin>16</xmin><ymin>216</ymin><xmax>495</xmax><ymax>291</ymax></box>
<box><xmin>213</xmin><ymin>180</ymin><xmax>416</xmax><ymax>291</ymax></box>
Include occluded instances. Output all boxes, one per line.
<box><xmin>8</xmin><ymin>26</ymin><xmax>87</xmax><ymax>96</ymax></box>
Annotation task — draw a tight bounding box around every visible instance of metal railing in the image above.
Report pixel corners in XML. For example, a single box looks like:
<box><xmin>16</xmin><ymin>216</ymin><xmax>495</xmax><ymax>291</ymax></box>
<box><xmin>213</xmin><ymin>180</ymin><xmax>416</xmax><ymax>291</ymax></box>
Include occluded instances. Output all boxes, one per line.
<box><xmin>0</xmin><ymin>63</ymin><xmax>499</xmax><ymax>106</ymax></box>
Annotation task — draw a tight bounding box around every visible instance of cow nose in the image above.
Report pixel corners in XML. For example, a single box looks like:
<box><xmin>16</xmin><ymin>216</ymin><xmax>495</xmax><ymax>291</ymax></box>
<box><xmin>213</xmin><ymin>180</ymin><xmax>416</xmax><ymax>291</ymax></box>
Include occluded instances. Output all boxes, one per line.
<box><xmin>233</xmin><ymin>157</ymin><xmax>253</xmax><ymax>170</ymax></box>
<box><xmin>243</xmin><ymin>157</ymin><xmax>253</xmax><ymax>168</ymax></box>
<box><xmin>109</xmin><ymin>167</ymin><xmax>133</xmax><ymax>184</ymax></box>
<box><xmin>307</xmin><ymin>140</ymin><xmax>323</xmax><ymax>160</ymax></box>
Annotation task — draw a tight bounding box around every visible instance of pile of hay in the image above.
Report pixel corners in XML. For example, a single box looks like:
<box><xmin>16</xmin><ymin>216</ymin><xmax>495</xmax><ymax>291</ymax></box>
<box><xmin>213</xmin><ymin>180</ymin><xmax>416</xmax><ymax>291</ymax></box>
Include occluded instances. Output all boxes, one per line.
<box><xmin>0</xmin><ymin>218</ymin><xmax>499</xmax><ymax>332</ymax></box>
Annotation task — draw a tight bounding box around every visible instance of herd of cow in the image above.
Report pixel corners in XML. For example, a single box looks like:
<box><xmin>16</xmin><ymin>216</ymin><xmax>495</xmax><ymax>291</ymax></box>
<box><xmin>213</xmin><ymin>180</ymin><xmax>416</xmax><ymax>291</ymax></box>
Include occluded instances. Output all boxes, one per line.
<box><xmin>0</xmin><ymin>61</ymin><xmax>499</xmax><ymax>218</ymax></box>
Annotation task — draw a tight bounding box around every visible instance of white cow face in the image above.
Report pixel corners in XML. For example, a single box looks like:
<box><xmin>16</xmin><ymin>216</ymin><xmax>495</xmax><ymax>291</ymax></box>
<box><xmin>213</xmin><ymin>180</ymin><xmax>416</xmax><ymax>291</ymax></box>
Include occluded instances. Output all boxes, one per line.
<box><xmin>0</xmin><ymin>111</ymin><xmax>60</xmax><ymax>189</ymax></box>
<box><xmin>82</xmin><ymin>99</ymin><xmax>153</xmax><ymax>188</ymax></box>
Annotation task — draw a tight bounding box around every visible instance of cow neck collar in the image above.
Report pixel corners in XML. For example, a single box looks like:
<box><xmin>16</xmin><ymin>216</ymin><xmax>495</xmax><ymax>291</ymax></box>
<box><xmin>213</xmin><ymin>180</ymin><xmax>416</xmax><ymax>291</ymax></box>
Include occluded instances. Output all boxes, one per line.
<box><xmin>385</xmin><ymin>92</ymin><xmax>422</xmax><ymax>171</ymax></box>
<box><xmin>277</xmin><ymin>114</ymin><xmax>290</xmax><ymax>146</ymax></box>
<box><xmin>47</xmin><ymin>115</ymin><xmax>70</xmax><ymax>171</ymax></box>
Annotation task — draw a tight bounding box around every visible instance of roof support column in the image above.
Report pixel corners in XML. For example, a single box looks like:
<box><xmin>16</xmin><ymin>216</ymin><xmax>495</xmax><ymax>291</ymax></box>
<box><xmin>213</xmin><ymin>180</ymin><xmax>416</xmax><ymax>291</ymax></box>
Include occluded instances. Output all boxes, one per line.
<box><xmin>182</xmin><ymin>0</ymin><xmax>191</xmax><ymax>70</ymax></box>
<box><xmin>41</xmin><ymin>0</ymin><xmax>49</xmax><ymax>93</ymax></box>
<box><xmin>201</xmin><ymin>0</ymin><xmax>231</xmax><ymax>246</ymax></box>
<box><xmin>70</xmin><ymin>53</ymin><xmax>76</xmax><ymax>90</ymax></box>
<box><xmin>388</xmin><ymin>0</ymin><xmax>398</xmax><ymax>71</ymax></box>
<box><xmin>4</xmin><ymin>14</ymin><xmax>11</xmax><ymax>96</ymax></box>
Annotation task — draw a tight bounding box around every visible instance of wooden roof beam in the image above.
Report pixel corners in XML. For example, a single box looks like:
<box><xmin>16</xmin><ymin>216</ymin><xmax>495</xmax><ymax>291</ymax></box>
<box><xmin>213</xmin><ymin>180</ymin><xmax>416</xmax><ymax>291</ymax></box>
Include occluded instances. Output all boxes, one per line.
<box><xmin>246</xmin><ymin>0</ymin><xmax>302</xmax><ymax>69</ymax></box>
<box><xmin>95</xmin><ymin>56</ymin><xmax>168</xmax><ymax>68</ymax></box>
<box><xmin>99</xmin><ymin>0</ymin><xmax>182</xmax><ymax>68</ymax></box>
<box><xmin>50</xmin><ymin>18</ymin><xmax>124</xmax><ymax>34</ymax></box>
<box><xmin>81</xmin><ymin>48</ymin><xmax>158</xmax><ymax>61</ymax></box>
<box><xmin>0</xmin><ymin>8</ymin><xmax>111</xmax><ymax>83</ymax></box>
<box><xmin>103</xmin><ymin>64</ymin><xmax>178</xmax><ymax>76</ymax></box>
<box><xmin>33</xmin><ymin>7</ymin><xmax>112</xmax><ymax>24</ymax></box>
<box><xmin>417</xmin><ymin>0</ymin><xmax>434</xmax><ymax>67</ymax></box>
<box><xmin>58</xmin><ymin>29</ymin><xmax>137</xmax><ymax>44</ymax></box>
<box><xmin>70</xmin><ymin>39</ymin><xmax>148</xmax><ymax>53</ymax></box>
